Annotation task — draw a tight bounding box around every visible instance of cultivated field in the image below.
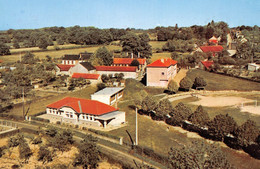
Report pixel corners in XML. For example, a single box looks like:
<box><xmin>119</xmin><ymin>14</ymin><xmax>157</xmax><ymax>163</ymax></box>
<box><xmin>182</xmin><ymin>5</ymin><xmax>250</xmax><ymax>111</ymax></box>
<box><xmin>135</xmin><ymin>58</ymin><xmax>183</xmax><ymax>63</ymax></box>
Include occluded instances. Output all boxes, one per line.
<box><xmin>1</xmin><ymin>45</ymin><xmax>121</xmax><ymax>63</ymax></box>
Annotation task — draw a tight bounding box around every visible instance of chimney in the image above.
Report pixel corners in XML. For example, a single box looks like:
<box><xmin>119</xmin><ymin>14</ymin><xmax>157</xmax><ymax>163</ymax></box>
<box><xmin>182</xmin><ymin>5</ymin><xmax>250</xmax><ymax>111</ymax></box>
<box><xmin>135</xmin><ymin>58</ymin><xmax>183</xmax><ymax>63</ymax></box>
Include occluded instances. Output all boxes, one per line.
<box><xmin>78</xmin><ymin>101</ymin><xmax>82</xmax><ymax>113</ymax></box>
<box><xmin>131</xmin><ymin>53</ymin><xmax>134</xmax><ymax>59</ymax></box>
<box><xmin>161</xmin><ymin>58</ymin><xmax>164</xmax><ymax>63</ymax></box>
<box><xmin>138</xmin><ymin>52</ymin><xmax>140</xmax><ymax>58</ymax></box>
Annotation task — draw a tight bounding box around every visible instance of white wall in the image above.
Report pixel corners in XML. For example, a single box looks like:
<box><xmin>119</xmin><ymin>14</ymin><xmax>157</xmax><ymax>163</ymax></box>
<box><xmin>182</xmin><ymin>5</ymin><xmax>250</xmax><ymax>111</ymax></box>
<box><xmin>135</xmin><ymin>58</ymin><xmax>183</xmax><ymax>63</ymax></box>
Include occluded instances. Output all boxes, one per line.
<box><xmin>108</xmin><ymin>112</ymin><xmax>125</xmax><ymax>126</ymax></box>
<box><xmin>96</xmin><ymin>71</ymin><xmax>137</xmax><ymax>79</ymax></box>
<box><xmin>91</xmin><ymin>95</ymin><xmax>110</xmax><ymax>105</ymax></box>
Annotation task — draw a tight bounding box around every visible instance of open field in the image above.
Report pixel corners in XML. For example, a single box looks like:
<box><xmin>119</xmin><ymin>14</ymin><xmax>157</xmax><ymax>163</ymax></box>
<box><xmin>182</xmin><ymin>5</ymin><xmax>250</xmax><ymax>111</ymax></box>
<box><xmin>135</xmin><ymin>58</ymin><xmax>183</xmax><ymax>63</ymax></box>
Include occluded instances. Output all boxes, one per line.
<box><xmin>186</xmin><ymin>69</ymin><xmax>260</xmax><ymax>91</ymax></box>
<box><xmin>9</xmin><ymin>44</ymin><xmax>79</xmax><ymax>53</ymax></box>
<box><xmin>149</xmin><ymin>41</ymin><xmax>166</xmax><ymax>49</ymax></box>
<box><xmin>1</xmin><ymin>45</ymin><xmax>122</xmax><ymax>63</ymax></box>
<box><xmin>151</xmin><ymin>52</ymin><xmax>171</xmax><ymax>62</ymax></box>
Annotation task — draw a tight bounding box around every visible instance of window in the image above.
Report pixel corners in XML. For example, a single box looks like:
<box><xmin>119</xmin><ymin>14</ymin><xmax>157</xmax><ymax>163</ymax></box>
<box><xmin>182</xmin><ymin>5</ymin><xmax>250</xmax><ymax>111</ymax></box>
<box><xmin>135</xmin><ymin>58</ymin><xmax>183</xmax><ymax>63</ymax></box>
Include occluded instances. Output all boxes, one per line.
<box><xmin>161</xmin><ymin>72</ymin><xmax>165</xmax><ymax>75</ymax></box>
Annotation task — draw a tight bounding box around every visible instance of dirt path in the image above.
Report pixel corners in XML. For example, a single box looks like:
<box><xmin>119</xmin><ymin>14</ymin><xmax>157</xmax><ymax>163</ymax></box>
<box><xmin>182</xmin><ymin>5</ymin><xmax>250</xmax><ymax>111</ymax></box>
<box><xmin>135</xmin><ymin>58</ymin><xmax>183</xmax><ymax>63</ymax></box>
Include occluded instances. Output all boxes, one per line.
<box><xmin>173</xmin><ymin>69</ymin><xmax>188</xmax><ymax>84</ymax></box>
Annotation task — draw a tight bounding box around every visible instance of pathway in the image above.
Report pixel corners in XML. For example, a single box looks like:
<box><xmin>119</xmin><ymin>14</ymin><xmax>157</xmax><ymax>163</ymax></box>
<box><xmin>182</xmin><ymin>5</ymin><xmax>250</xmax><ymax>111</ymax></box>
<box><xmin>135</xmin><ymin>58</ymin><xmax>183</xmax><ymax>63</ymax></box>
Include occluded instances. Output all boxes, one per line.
<box><xmin>173</xmin><ymin>69</ymin><xmax>188</xmax><ymax>84</ymax></box>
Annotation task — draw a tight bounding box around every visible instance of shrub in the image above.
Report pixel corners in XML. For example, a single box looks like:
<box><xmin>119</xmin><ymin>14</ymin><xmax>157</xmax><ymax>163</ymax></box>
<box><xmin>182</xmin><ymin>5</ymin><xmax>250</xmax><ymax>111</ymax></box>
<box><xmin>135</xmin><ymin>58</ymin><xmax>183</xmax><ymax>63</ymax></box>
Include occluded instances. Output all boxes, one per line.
<box><xmin>193</xmin><ymin>76</ymin><xmax>207</xmax><ymax>89</ymax></box>
<box><xmin>179</xmin><ymin>77</ymin><xmax>193</xmax><ymax>91</ymax></box>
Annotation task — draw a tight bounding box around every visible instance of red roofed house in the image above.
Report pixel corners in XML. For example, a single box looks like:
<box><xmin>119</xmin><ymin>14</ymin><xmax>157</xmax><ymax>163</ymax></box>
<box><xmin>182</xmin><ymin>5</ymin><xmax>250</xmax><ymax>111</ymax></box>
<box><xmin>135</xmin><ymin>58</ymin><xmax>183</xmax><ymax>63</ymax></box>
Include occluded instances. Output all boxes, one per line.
<box><xmin>96</xmin><ymin>66</ymin><xmax>138</xmax><ymax>79</ymax></box>
<box><xmin>112</xmin><ymin>58</ymin><xmax>147</xmax><ymax>71</ymax></box>
<box><xmin>46</xmin><ymin>97</ymin><xmax>125</xmax><ymax>128</ymax></box>
<box><xmin>72</xmin><ymin>73</ymin><xmax>101</xmax><ymax>84</ymax></box>
<box><xmin>146</xmin><ymin>58</ymin><xmax>178</xmax><ymax>87</ymax></box>
<box><xmin>68</xmin><ymin>62</ymin><xmax>96</xmax><ymax>75</ymax></box>
<box><xmin>209</xmin><ymin>36</ymin><xmax>219</xmax><ymax>44</ymax></box>
<box><xmin>55</xmin><ymin>64</ymin><xmax>75</xmax><ymax>75</ymax></box>
<box><xmin>197</xmin><ymin>45</ymin><xmax>224</xmax><ymax>57</ymax></box>
<box><xmin>199</xmin><ymin>61</ymin><xmax>214</xmax><ymax>70</ymax></box>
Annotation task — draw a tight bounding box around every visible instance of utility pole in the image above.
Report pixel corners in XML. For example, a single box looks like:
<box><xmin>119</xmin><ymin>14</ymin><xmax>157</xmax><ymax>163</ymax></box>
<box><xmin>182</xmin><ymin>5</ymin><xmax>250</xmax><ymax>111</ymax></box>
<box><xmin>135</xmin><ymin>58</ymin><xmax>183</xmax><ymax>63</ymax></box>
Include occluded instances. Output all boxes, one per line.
<box><xmin>22</xmin><ymin>87</ymin><xmax>25</xmax><ymax>119</ymax></box>
<box><xmin>135</xmin><ymin>107</ymin><xmax>138</xmax><ymax>145</ymax></box>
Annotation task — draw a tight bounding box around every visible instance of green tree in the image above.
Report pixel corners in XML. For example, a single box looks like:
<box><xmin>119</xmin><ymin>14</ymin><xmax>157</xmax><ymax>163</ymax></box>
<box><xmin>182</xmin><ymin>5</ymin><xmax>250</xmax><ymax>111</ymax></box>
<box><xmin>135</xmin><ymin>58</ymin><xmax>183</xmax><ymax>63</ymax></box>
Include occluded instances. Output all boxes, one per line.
<box><xmin>141</xmin><ymin>96</ymin><xmax>158</xmax><ymax>114</ymax></box>
<box><xmin>13</xmin><ymin>39</ymin><xmax>20</xmax><ymax>49</ymax></box>
<box><xmin>130</xmin><ymin>59</ymin><xmax>140</xmax><ymax>67</ymax></box>
<box><xmin>168</xmin><ymin>140</ymin><xmax>233</xmax><ymax>169</ymax></box>
<box><xmin>21</xmin><ymin>52</ymin><xmax>38</xmax><ymax>64</ymax></box>
<box><xmin>171</xmin><ymin>52</ymin><xmax>179</xmax><ymax>60</ymax></box>
<box><xmin>167</xmin><ymin>80</ymin><xmax>179</xmax><ymax>94</ymax></box>
<box><xmin>168</xmin><ymin>102</ymin><xmax>192</xmax><ymax>126</ymax></box>
<box><xmin>37</xmin><ymin>145</ymin><xmax>53</xmax><ymax>164</ymax></box>
<box><xmin>95</xmin><ymin>46</ymin><xmax>113</xmax><ymax>66</ymax></box>
<box><xmin>208</xmin><ymin>114</ymin><xmax>238</xmax><ymax>141</ymax></box>
<box><xmin>235</xmin><ymin>120</ymin><xmax>260</xmax><ymax>147</ymax></box>
<box><xmin>37</xmin><ymin>36</ymin><xmax>49</xmax><ymax>49</ymax></box>
<box><xmin>193</xmin><ymin>76</ymin><xmax>207</xmax><ymax>89</ymax></box>
<box><xmin>188</xmin><ymin>105</ymin><xmax>210</xmax><ymax>126</ymax></box>
<box><xmin>154</xmin><ymin>99</ymin><xmax>173</xmax><ymax>120</ymax></box>
<box><xmin>0</xmin><ymin>42</ymin><xmax>10</xmax><ymax>55</ymax></box>
<box><xmin>179</xmin><ymin>77</ymin><xmax>193</xmax><ymax>91</ymax></box>
<box><xmin>19</xmin><ymin>140</ymin><xmax>32</xmax><ymax>163</ymax></box>
<box><xmin>73</xmin><ymin>135</ymin><xmax>100</xmax><ymax>169</ymax></box>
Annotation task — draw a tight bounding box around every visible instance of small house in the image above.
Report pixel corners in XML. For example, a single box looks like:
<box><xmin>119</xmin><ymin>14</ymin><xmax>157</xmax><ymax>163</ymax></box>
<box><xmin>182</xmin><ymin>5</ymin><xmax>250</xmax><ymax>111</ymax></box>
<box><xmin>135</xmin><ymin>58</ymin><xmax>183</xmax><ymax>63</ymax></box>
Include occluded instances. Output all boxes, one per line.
<box><xmin>248</xmin><ymin>63</ymin><xmax>260</xmax><ymax>71</ymax></box>
<box><xmin>112</xmin><ymin>58</ymin><xmax>147</xmax><ymax>71</ymax></box>
<box><xmin>199</xmin><ymin>61</ymin><xmax>214</xmax><ymax>70</ymax></box>
<box><xmin>91</xmin><ymin>87</ymin><xmax>124</xmax><ymax>105</ymax></box>
<box><xmin>55</xmin><ymin>64</ymin><xmax>74</xmax><ymax>75</ymax></box>
<box><xmin>72</xmin><ymin>73</ymin><xmax>101</xmax><ymax>84</ymax></box>
<box><xmin>197</xmin><ymin>45</ymin><xmax>223</xmax><ymax>57</ymax></box>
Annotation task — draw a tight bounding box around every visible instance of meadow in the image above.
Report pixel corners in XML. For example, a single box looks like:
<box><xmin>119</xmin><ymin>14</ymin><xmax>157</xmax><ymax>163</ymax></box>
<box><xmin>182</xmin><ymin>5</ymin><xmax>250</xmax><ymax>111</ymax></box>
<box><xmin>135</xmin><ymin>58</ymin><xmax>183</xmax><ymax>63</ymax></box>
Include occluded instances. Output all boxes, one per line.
<box><xmin>186</xmin><ymin>69</ymin><xmax>260</xmax><ymax>91</ymax></box>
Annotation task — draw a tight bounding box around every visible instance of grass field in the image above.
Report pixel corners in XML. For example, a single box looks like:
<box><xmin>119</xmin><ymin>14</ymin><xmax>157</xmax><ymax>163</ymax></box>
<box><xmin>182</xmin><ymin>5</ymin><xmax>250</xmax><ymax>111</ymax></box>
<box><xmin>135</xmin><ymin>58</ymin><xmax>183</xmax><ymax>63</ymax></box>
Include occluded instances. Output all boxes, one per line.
<box><xmin>151</xmin><ymin>52</ymin><xmax>171</xmax><ymax>62</ymax></box>
<box><xmin>7</xmin><ymin>86</ymin><xmax>97</xmax><ymax>117</ymax></box>
<box><xmin>1</xmin><ymin>45</ymin><xmax>122</xmax><ymax>63</ymax></box>
<box><xmin>149</xmin><ymin>41</ymin><xmax>166</xmax><ymax>50</ymax></box>
<box><xmin>186</xmin><ymin>69</ymin><xmax>260</xmax><ymax>91</ymax></box>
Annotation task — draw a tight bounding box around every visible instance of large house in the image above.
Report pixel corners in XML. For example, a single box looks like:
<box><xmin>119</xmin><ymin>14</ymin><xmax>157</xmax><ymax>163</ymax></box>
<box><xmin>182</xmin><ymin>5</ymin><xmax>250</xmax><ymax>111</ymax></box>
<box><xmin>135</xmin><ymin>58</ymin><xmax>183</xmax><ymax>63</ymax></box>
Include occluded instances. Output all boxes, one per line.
<box><xmin>146</xmin><ymin>58</ymin><xmax>178</xmax><ymax>87</ymax></box>
<box><xmin>112</xmin><ymin>58</ymin><xmax>147</xmax><ymax>70</ymax></box>
<box><xmin>96</xmin><ymin>66</ymin><xmax>137</xmax><ymax>79</ymax></box>
<box><xmin>91</xmin><ymin>87</ymin><xmax>124</xmax><ymax>105</ymax></box>
<box><xmin>46</xmin><ymin>97</ymin><xmax>125</xmax><ymax>128</ymax></box>
<box><xmin>197</xmin><ymin>45</ymin><xmax>224</xmax><ymax>57</ymax></box>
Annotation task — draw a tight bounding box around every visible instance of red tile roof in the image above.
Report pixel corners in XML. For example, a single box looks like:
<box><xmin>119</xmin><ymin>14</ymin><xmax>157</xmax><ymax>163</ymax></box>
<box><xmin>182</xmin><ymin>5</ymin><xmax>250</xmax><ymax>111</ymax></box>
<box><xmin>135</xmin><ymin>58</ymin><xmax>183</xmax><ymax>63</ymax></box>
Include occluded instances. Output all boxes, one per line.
<box><xmin>147</xmin><ymin>58</ymin><xmax>177</xmax><ymax>67</ymax></box>
<box><xmin>200</xmin><ymin>45</ymin><xmax>223</xmax><ymax>53</ymax></box>
<box><xmin>72</xmin><ymin>73</ymin><xmax>100</xmax><ymax>80</ymax></box>
<box><xmin>47</xmin><ymin>97</ymin><xmax>118</xmax><ymax>115</ymax></box>
<box><xmin>201</xmin><ymin>61</ymin><xmax>214</xmax><ymax>69</ymax></box>
<box><xmin>56</xmin><ymin>64</ymin><xmax>74</xmax><ymax>71</ymax></box>
<box><xmin>113</xmin><ymin>58</ymin><xmax>146</xmax><ymax>65</ymax></box>
<box><xmin>95</xmin><ymin>66</ymin><xmax>137</xmax><ymax>72</ymax></box>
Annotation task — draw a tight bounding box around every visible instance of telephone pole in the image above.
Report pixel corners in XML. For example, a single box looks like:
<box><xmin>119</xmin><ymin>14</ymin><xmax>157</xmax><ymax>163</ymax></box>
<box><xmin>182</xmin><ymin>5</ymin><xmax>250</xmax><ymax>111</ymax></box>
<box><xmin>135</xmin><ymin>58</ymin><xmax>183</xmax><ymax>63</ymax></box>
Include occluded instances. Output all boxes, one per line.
<box><xmin>22</xmin><ymin>87</ymin><xmax>25</xmax><ymax>119</ymax></box>
<box><xmin>135</xmin><ymin>107</ymin><xmax>138</xmax><ymax>145</ymax></box>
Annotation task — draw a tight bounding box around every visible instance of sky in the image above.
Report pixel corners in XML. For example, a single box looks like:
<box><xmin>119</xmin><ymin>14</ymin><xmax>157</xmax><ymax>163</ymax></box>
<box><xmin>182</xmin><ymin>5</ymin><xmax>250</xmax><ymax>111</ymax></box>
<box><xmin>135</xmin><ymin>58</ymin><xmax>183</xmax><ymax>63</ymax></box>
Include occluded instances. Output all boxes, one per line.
<box><xmin>0</xmin><ymin>0</ymin><xmax>259</xmax><ymax>30</ymax></box>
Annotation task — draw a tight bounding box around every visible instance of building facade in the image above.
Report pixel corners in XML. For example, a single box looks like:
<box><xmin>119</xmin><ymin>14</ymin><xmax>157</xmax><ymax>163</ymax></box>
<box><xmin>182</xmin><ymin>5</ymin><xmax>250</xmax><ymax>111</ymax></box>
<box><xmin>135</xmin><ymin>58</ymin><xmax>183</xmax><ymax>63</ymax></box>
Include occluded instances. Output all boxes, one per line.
<box><xmin>46</xmin><ymin>97</ymin><xmax>125</xmax><ymax>128</ymax></box>
<box><xmin>146</xmin><ymin>58</ymin><xmax>178</xmax><ymax>87</ymax></box>
<box><xmin>91</xmin><ymin>87</ymin><xmax>124</xmax><ymax>105</ymax></box>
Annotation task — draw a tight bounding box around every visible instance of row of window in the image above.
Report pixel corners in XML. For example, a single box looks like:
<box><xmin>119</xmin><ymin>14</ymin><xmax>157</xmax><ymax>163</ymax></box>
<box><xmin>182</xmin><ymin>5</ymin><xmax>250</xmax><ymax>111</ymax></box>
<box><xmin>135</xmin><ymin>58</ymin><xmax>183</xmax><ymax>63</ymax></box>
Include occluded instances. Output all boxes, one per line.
<box><xmin>48</xmin><ymin>109</ymin><xmax>94</xmax><ymax>120</ymax></box>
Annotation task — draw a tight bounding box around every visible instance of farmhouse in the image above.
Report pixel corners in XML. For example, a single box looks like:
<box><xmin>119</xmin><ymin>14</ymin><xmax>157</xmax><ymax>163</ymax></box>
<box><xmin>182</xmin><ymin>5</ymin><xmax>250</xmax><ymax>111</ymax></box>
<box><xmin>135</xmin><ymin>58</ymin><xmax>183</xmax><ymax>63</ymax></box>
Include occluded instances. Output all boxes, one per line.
<box><xmin>197</xmin><ymin>45</ymin><xmax>223</xmax><ymax>57</ymax></box>
<box><xmin>91</xmin><ymin>87</ymin><xmax>124</xmax><ymax>105</ymax></box>
<box><xmin>112</xmin><ymin>58</ymin><xmax>147</xmax><ymax>70</ymax></box>
<box><xmin>69</xmin><ymin>62</ymin><xmax>96</xmax><ymax>75</ymax></box>
<box><xmin>72</xmin><ymin>73</ymin><xmax>101</xmax><ymax>83</ymax></box>
<box><xmin>146</xmin><ymin>58</ymin><xmax>178</xmax><ymax>87</ymax></box>
<box><xmin>199</xmin><ymin>61</ymin><xmax>214</xmax><ymax>70</ymax></box>
<box><xmin>46</xmin><ymin>97</ymin><xmax>125</xmax><ymax>128</ymax></box>
<box><xmin>209</xmin><ymin>36</ymin><xmax>220</xmax><ymax>44</ymax></box>
<box><xmin>96</xmin><ymin>66</ymin><xmax>137</xmax><ymax>79</ymax></box>
<box><xmin>55</xmin><ymin>64</ymin><xmax>74</xmax><ymax>75</ymax></box>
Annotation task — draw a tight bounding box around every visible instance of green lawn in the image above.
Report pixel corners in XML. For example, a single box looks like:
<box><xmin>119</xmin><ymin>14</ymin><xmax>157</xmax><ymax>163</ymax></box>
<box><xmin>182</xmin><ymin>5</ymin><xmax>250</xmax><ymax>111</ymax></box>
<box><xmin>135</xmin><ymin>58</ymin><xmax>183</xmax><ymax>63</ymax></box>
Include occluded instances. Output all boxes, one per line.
<box><xmin>149</xmin><ymin>41</ymin><xmax>166</xmax><ymax>49</ymax></box>
<box><xmin>151</xmin><ymin>52</ymin><xmax>171</xmax><ymax>62</ymax></box>
<box><xmin>186</xmin><ymin>69</ymin><xmax>260</xmax><ymax>91</ymax></box>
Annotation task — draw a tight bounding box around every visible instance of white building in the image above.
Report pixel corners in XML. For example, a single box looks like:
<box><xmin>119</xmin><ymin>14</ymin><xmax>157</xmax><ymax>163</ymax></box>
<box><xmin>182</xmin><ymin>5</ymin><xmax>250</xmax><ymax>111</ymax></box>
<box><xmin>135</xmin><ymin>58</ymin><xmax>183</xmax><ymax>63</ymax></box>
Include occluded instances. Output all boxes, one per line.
<box><xmin>46</xmin><ymin>97</ymin><xmax>125</xmax><ymax>128</ymax></box>
<box><xmin>69</xmin><ymin>62</ymin><xmax>96</xmax><ymax>76</ymax></box>
<box><xmin>248</xmin><ymin>63</ymin><xmax>260</xmax><ymax>71</ymax></box>
<box><xmin>91</xmin><ymin>87</ymin><xmax>124</xmax><ymax>105</ymax></box>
